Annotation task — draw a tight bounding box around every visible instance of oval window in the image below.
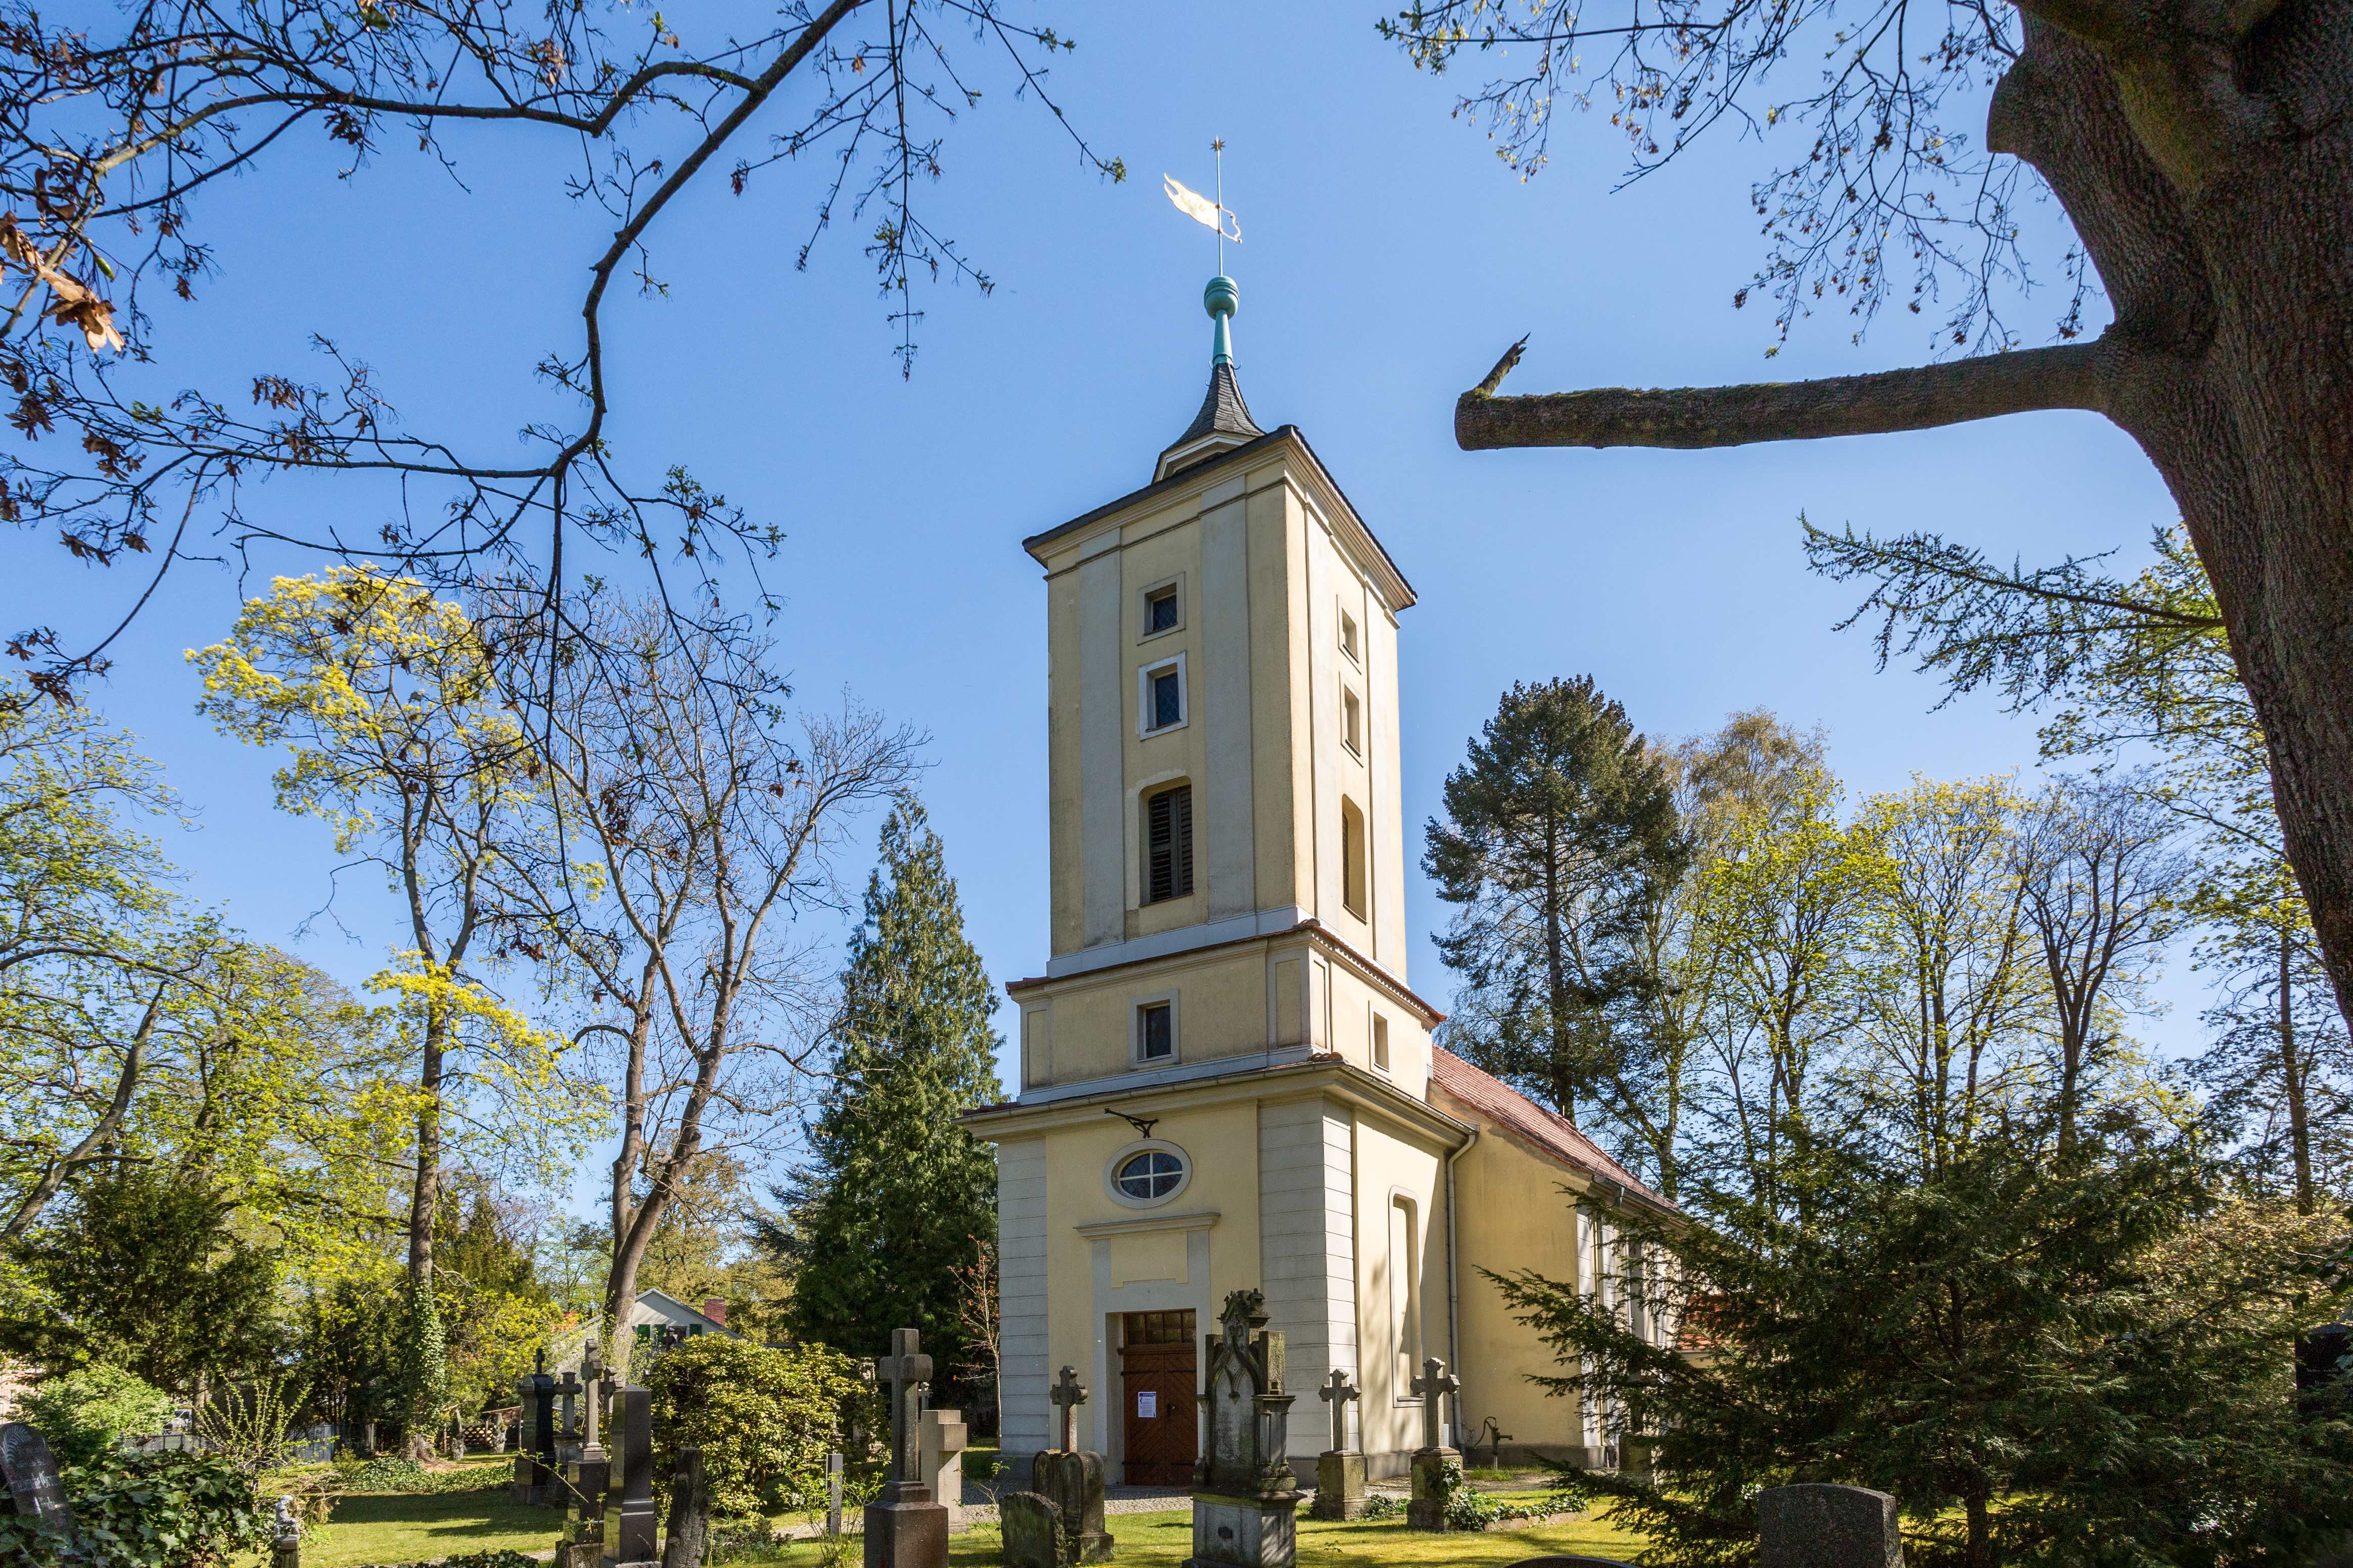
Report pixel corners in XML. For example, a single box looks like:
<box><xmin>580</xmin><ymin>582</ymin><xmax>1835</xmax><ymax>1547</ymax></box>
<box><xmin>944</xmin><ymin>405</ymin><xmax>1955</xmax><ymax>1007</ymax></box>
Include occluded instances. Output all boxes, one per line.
<box><xmin>1115</xmin><ymin>1149</ymin><xmax>1185</xmax><ymax>1202</ymax></box>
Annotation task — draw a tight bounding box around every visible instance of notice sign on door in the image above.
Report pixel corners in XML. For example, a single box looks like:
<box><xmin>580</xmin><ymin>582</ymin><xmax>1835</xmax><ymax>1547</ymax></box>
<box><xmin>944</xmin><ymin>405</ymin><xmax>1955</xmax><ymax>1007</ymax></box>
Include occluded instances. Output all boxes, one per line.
<box><xmin>1136</xmin><ymin>1391</ymin><xmax>1158</xmax><ymax>1418</ymax></box>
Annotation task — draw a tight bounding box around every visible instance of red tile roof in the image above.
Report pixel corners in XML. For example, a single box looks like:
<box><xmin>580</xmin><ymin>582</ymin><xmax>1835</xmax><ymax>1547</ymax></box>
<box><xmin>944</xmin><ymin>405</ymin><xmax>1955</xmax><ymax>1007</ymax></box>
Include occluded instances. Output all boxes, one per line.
<box><xmin>1429</xmin><ymin>1047</ymin><xmax>1674</xmax><ymax>1213</ymax></box>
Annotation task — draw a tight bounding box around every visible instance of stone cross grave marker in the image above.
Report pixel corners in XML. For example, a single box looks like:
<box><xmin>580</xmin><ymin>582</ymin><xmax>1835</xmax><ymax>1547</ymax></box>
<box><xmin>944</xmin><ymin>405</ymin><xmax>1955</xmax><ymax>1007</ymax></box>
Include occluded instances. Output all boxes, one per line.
<box><xmin>865</xmin><ymin>1328</ymin><xmax>950</xmax><ymax>1568</ymax></box>
<box><xmin>1410</xmin><ymin>1359</ymin><xmax>1459</xmax><ymax>1452</ymax></box>
<box><xmin>0</xmin><ymin>1422</ymin><xmax>75</xmax><ymax>1540</ymax></box>
<box><xmin>1310</xmin><ymin>1369</ymin><xmax>1367</xmax><ymax>1522</ymax></box>
<box><xmin>1050</xmin><ymin>1366</ymin><xmax>1088</xmax><ymax>1454</ymax></box>
<box><xmin>581</xmin><ymin>1341</ymin><xmax>604</xmax><ymax>1449</ymax></box>
<box><xmin>1316</xmin><ymin>1369</ymin><xmax>1358</xmax><ymax>1453</ymax></box>
<box><xmin>876</xmin><ymin>1328</ymin><xmax>934</xmax><ymax>1498</ymax></box>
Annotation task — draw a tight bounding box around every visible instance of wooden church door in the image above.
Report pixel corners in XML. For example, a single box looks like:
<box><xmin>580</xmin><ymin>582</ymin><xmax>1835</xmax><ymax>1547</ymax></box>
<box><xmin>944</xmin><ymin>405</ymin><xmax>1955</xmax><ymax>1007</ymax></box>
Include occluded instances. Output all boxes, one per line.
<box><xmin>1118</xmin><ymin>1310</ymin><xmax>1197</xmax><ymax>1485</ymax></box>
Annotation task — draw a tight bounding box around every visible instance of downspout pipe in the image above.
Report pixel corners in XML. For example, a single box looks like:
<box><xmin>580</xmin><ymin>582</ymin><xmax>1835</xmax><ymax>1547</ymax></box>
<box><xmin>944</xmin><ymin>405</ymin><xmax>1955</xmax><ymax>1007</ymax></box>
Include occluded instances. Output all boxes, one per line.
<box><xmin>1444</xmin><ymin>1125</ymin><xmax>1479</xmax><ymax>1451</ymax></box>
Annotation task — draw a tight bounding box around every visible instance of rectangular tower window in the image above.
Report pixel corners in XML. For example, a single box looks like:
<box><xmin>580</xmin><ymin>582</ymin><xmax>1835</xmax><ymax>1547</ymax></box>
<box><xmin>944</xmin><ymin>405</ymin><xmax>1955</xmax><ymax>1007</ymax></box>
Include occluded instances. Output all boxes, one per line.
<box><xmin>1372</xmin><ymin>1013</ymin><xmax>1390</xmax><ymax>1073</ymax></box>
<box><xmin>1340</xmin><ymin>608</ymin><xmax>1360</xmax><ymax>662</ymax></box>
<box><xmin>1341</xmin><ymin>797</ymin><xmax>1368</xmax><ymax>919</ymax></box>
<box><xmin>1390</xmin><ymin>1196</ymin><xmax>1421</xmax><ymax>1398</ymax></box>
<box><xmin>1138</xmin><ymin>1001</ymin><xmax>1174</xmax><ymax>1062</ymax></box>
<box><xmin>1144</xmin><ymin>584</ymin><xmax>1180</xmax><ymax>636</ymax></box>
<box><xmin>1342</xmin><ymin>686</ymin><xmax>1362</xmax><ymax>756</ymax></box>
<box><xmin>1139</xmin><ymin>654</ymin><xmax>1187</xmax><ymax>735</ymax></box>
<box><xmin>1145</xmin><ymin>784</ymin><xmax>1194</xmax><ymax>904</ymax></box>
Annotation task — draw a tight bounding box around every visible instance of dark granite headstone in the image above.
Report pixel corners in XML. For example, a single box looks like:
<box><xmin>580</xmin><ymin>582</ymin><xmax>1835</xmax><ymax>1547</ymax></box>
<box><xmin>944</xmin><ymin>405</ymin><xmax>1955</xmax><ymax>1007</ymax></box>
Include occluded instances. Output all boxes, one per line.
<box><xmin>612</xmin><ymin>1385</ymin><xmax>657</xmax><ymax>1564</ymax></box>
<box><xmin>0</xmin><ymin>1422</ymin><xmax>75</xmax><ymax>1539</ymax></box>
<box><xmin>1002</xmin><ymin>1492</ymin><xmax>1072</xmax><ymax>1568</ymax></box>
<box><xmin>1757</xmin><ymin>1484</ymin><xmax>1903</xmax><ymax>1568</ymax></box>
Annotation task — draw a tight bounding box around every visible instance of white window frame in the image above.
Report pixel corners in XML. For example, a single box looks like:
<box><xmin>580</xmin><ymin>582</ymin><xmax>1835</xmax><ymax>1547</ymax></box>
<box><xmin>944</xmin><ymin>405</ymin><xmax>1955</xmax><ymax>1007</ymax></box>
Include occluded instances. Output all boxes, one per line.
<box><xmin>1132</xmin><ymin>989</ymin><xmax>1180</xmax><ymax>1066</ymax></box>
<box><xmin>1341</xmin><ymin>682</ymin><xmax>1364</xmax><ymax>758</ymax></box>
<box><xmin>1371</xmin><ymin>1010</ymin><xmax>1391</xmax><ymax>1074</ymax></box>
<box><xmin>1339</xmin><ymin>601</ymin><xmax>1361</xmax><ymax>665</ymax></box>
<box><xmin>1139</xmin><ymin>574</ymin><xmax>1186</xmax><ymax>643</ymax></box>
<box><xmin>1138</xmin><ymin>652</ymin><xmax>1189</xmax><ymax>737</ymax></box>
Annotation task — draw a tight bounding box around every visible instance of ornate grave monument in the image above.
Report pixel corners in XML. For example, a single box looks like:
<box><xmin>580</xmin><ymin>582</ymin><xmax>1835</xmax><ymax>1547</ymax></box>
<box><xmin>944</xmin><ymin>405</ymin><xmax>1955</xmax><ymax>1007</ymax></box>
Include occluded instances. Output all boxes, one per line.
<box><xmin>864</xmin><ymin>1328</ymin><xmax>950</xmax><ymax>1568</ymax></box>
<box><xmin>1310</xmin><ymin>1368</ymin><xmax>1365</xmax><ymax>1521</ymax></box>
<box><xmin>1405</xmin><ymin>1358</ymin><xmax>1461</xmax><ymax>1531</ymax></box>
<box><xmin>1183</xmin><ymin>1290</ymin><xmax>1300</xmax><ymax>1568</ymax></box>
<box><xmin>1028</xmin><ymin>1368</ymin><xmax>1112</xmax><ymax>1562</ymax></box>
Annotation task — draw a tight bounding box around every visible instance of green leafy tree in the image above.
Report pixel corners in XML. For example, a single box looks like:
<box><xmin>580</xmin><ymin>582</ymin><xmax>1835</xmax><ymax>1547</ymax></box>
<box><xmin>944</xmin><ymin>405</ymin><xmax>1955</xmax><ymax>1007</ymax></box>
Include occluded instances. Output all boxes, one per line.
<box><xmin>1496</xmin><ymin>1118</ymin><xmax>2353</xmax><ymax>1568</ymax></box>
<box><xmin>643</xmin><ymin>1335</ymin><xmax>872</xmax><ymax>1521</ymax></box>
<box><xmin>0</xmin><ymin>1165</ymin><xmax>279</xmax><ymax>1393</ymax></box>
<box><xmin>776</xmin><ymin>798</ymin><xmax>1002</xmax><ymax>1382</ymax></box>
<box><xmin>1424</xmin><ymin>678</ymin><xmax>1689</xmax><ymax>1148</ymax></box>
<box><xmin>17</xmin><ymin>1363</ymin><xmax>173</xmax><ymax>1464</ymax></box>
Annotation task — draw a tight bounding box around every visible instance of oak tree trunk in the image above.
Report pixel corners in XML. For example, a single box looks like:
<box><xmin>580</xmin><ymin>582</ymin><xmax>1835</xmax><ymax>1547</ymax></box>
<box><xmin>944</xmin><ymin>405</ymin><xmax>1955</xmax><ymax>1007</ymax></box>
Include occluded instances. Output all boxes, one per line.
<box><xmin>1456</xmin><ymin>0</ymin><xmax>2353</xmax><ymax>1032</ymax></box>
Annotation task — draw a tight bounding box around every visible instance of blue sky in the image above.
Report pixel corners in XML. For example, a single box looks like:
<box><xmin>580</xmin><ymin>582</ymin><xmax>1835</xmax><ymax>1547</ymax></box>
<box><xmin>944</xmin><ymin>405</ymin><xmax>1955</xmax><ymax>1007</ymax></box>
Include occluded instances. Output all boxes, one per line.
<box><xmin>11</xmin><ymin>1</ymin><xmax>2183</xmax><ymax>1194</ymax></box>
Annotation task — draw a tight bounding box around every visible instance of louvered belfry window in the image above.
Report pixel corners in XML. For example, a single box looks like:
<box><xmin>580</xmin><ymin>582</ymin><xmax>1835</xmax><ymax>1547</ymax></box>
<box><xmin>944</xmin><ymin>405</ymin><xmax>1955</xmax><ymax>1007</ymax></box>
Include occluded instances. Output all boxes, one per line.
<box><xmin>1145</xmin><ymin>784</ymin><xmax>1194</xmax><ymax>904</ymax></box>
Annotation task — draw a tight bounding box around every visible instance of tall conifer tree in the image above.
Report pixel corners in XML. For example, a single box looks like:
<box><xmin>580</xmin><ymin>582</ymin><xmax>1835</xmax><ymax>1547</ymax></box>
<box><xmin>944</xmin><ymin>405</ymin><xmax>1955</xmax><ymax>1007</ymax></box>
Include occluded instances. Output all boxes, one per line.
<box><xmin>777</xmin><ymin>799</ymin><xmax>1002</xmax><ymax>1382</ymax></box>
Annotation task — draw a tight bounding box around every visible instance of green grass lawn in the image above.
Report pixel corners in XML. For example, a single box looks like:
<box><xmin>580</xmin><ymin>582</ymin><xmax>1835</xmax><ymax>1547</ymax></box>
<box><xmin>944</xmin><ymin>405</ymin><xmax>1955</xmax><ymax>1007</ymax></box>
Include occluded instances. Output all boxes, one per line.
<box><xmin>297</xmin><ymin>1478</ymin><xmax>1648</xmax><ymax>1568</ymax></box>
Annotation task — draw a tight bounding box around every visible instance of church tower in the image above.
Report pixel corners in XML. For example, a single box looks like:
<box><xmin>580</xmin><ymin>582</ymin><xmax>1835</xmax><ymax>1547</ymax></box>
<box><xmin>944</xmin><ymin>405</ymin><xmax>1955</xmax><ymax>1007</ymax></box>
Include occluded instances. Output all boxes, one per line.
<box><xmin>964</xmin><ymin>279</ymin><xmax>1672</xmax><ymax>1485</ymax></box>
<box><xmin>965</xmin><ymin>276</ymin><xmax>1461</xmax><ymax>1484</ymax></box>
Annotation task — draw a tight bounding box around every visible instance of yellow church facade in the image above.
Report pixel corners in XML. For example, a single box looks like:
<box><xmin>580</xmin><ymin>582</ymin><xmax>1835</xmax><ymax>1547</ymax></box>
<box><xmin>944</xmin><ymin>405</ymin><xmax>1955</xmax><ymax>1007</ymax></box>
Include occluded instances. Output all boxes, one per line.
<box><xmin>962</xmin><ymin>279</ymin><xmax>1675</xmax><ymax>1485</ymax></box>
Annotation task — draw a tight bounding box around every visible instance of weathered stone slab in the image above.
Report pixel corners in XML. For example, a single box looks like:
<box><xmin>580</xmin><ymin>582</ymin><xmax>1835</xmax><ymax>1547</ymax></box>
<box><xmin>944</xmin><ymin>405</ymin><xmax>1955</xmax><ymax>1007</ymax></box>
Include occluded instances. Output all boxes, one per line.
<box><xmin>1031</xmin><ymin>1450</ymin><xmax>1113</xmax><ymax>1562</ymax></box>
<box><xmin>1757</xmin><ymin>1483</ymin><xmax>1903</xmax><ymax>1568</ymax></box>
<box><xmin>1309</xmin><ymin>1452</ymin><xmax>1367</xmax><ymax>1521</ymax></box>
<box><xmin>0</xmin><ymin>1422</ymin><xmax>75</xmax><ymax>1539</ymax></box>
<box><xmin>1001</xmin><ymin>1492</ymin><xmax>1072</xmax><ymax>1568</ymax></box>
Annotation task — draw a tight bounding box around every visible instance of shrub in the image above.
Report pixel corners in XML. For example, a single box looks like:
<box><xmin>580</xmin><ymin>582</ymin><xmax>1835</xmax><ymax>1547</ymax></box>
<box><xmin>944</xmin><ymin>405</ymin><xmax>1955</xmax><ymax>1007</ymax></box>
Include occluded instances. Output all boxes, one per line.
<box><xmin>16</xmin><ymin>1363</ymin><xmax>173</xmax><ymax>1464</ymax></box>
<box><xmin>644</xmin><ymin>1335</ymin><xmax>872</xmax><ymax>1519</ymax></box>
<box><xmin>328</xmin><ymin>1456</ymin><xmax>500</xmax><ymax>1495</ymax></box>
<box><xmin>0</xmin><ymin>1448</ymin><xmax>272</xmax><ymax>1568</ymax></box>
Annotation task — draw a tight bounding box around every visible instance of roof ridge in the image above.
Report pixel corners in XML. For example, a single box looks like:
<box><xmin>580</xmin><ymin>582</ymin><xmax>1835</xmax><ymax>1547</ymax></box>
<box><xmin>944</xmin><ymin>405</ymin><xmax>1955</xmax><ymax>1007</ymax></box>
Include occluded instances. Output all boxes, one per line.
<box><xmin>1429</xmin><ymin>1046</ymin><xmax>1672</xmax><ymax>1210</ymax></box>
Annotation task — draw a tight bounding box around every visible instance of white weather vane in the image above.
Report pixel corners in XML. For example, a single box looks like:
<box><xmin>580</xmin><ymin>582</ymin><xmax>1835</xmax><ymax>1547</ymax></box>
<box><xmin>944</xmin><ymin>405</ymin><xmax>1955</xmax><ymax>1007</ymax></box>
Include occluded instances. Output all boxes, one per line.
<box><xmin>1164</xmin><ymin>137</ymin><xmax>1240</xmax><ymax>271</ymax></box>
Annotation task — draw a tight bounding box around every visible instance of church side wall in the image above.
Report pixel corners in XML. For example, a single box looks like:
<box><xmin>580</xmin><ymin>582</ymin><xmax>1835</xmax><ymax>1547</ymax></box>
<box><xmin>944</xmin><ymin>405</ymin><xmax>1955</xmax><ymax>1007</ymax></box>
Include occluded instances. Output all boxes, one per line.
<box><xmin>1350</xmin><ymin>1115</ymin><xmax>1450</xmax><ymax>1476</ymax></box>
<box><xmin>1449</xmin><ymin>1121</ymin><xmax>1603</xmax><ymax>1468</ymax></box>
<box><xmin>1257</xmin><ymin>1094</ymin><xmax>1357</xmax><ymax>1461</ymax></box>
<box><xmin>998</xmin><ymin>1137</ymin><xmax>1052</xmax><ymax>1464</ymax></box>
<box><xmin>1247</xmin><ymin>473</ymin><xmax>1299</xmax><ymax>919</ymax></box>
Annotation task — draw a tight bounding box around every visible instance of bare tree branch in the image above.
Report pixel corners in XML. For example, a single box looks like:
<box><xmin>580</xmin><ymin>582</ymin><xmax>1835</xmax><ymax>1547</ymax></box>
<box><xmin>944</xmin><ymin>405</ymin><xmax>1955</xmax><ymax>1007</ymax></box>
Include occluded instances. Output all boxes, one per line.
<box><xmin>1456</xmin><ymin>339</ymin><xmax>2114</xmax><ymax>450</ymax></box>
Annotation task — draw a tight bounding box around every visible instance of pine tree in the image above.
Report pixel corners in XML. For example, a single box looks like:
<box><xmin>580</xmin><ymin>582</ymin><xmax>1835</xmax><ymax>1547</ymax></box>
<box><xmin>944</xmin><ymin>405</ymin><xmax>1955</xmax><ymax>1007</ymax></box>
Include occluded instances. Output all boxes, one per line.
<box><xmin>775</xmin><ymin>798</ymin><xmax>1002</xmax><ymax>1387</ymax></box>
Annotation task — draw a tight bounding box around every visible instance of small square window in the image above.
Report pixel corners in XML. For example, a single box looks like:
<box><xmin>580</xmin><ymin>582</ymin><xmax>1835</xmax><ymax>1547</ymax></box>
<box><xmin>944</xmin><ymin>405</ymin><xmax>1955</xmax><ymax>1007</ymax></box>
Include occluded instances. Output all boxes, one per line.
<box><xmin>1343</xmin><ymin>687</ymin><xmax>1362</xmax><ymax>756</ymax></box>
<box><xmin>1340</xmin><ymin>609</ymin><xmax>1360</xmax><ymax>662</ymax></box>
<box><xmin>1139</xmin><ymin>1002</ymin><xmax>1174</xmax><ymax>1061</ymax></box>
<box><xmin>1145</xmin><ymin>585</ymin><xmax>1180</xmax><ymax>636</ymax></box>
<box><xmin>1151</xmin><ymin>670</ymin><xmax>1182</xmax><ymax>730</ymax></box>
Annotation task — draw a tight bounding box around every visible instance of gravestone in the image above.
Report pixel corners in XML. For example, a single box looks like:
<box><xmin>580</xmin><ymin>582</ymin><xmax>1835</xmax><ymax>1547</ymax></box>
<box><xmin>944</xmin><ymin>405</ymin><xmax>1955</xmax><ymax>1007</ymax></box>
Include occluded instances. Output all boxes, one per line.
<box><xmin>1405</xmin><ymin>1358</ymin><xmax>1462</xmax><ymax>1531</ymax></box>
<box><xmin>1309</xmin><ymin>1368</ymin><xmax>1365</xmax><ymax>1521</ymax></box>
<box><xmin>917</xmin><ymin>1407</ymin><xmax>968</xmax><ymax>1526</ymax></box>
<box><xmin>557</xmin><ymin>1369</ymin><xmax>582</xmax><ymax>1465</ymax></box>
<box><xmin>864</xmin><ymin>1327</ymin><xmax>950</xmax><ymax>1568</ymax></box>
<box><xmin>0</xmin><ymin>1422</ymin><xmax>76</xmax><ymax>1542</ymax></box>
<box><xmin>513</xmin><ymin>1351</ymin><xmax>559</xmax><ymax>1506</ymax></box>
<box><xmin>826</xmin><ymin>1449</ymin><xmax>845</xmax><ymax>1537</ymax></box>
<box><xmin>1029</xmin><ymin>1368</ymin><xmax>1111</xmax><ymax>1562</ymax></box>
<box><xmin>610</xmin><ymin>1384</ymin><xmax>658</xmax><ymax>1566</ymax></box>
<box><xmin>1757</xmin><ymin>1484</ymin><xmax>1903</xmax><ymax>1568</ymax></box>
<box><xmin>660</xmin><ymin>1447</ymin><xmax>710</xmax><ymax>1568</ymax></box>
<box><xmin>272</xmin><ymin>1495</ymin><xmax>302</xmax><ymax>1568</ymax></box>
<box><xmin>1000</xmin><ymin>1491</ymin><xmax>1072</xmax><ymax>1568</ymax></box>
<box><xmin>1182</xmin><ymin>1289</ymin><xmax>1299</xmax><ymax>1568</ymax></box>
<box><xmin>554</xmin><ymin>1371</ymin><xmax>610</xmax><ymax>1568</ymax></box>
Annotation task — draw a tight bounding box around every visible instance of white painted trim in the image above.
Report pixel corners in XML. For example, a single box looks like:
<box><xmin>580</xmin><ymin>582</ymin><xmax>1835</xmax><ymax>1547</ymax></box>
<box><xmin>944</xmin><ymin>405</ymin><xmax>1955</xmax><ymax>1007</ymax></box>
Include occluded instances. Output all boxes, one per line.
<box><xmin>1010</xmin><ymin>1042</ymin><xmax>1319</xmax><ymax>1106</ymax></box>
<box><xmin>1137</xmin><ymin>572</ymin><xmax>1186</xmax><ymax>643</ymax></box>
<box><xmin>1042</xmin><ymin>905</ymin><xmax>1307</xmax><ymax>980</ymax></box>
<box><xmin>1075</xmin><ymin>1208</ymin><xmax>1221</xmax><ymax>1239</ymax></box>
